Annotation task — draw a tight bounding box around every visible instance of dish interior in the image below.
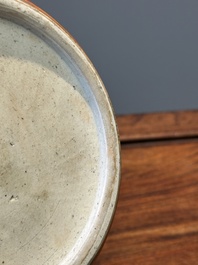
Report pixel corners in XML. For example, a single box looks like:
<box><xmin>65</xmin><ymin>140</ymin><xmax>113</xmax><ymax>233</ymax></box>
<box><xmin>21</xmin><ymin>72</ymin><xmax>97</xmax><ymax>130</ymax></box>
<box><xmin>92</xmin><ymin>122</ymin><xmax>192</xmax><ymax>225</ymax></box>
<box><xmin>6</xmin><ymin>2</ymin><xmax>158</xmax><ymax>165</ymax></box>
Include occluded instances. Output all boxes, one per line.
<box><xmin>0</xmin><ymin>16</ymin><xmax>105</xmax><ymax>264</ymax></box>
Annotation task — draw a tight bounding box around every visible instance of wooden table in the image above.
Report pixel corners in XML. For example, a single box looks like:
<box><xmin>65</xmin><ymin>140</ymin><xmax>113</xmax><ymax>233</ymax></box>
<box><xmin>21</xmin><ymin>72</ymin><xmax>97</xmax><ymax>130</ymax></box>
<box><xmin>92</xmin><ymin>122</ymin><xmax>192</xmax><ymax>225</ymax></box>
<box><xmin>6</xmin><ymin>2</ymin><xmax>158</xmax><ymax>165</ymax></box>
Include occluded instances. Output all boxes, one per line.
<box><xmin>93</xmin><ymin>110</ymin><xmax>198</xmax><ymax>265</ymax></box>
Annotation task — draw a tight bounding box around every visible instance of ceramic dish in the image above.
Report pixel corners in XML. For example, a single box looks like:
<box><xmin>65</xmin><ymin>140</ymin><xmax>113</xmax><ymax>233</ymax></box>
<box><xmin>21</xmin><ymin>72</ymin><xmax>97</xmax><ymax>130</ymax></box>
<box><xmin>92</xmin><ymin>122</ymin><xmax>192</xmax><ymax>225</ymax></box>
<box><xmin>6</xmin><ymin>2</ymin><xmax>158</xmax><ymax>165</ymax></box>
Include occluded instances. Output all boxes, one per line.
<box><xmin>0</xmin><ymin>0</ymin><xmax>120</xmax><ymax>264</ymax></box>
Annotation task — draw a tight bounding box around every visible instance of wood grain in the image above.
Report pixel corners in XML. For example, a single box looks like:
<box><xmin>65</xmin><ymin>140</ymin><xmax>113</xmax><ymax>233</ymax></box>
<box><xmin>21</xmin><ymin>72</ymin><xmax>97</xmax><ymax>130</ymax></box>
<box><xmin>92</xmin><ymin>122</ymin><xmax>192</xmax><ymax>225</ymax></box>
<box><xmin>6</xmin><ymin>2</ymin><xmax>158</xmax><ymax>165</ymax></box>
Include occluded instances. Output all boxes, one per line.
<box><xmin>93</xmin><ymin>141</ymin><xmax>198</xmax><ymax>265</ymax></box>
<box><xmin>93</xmin><ymin>139</ymin><xmax>198</xmax><ymax>265</ymax></box>
<box><xmin>117</xmin><ymin>110</ymin><xmax>198</xmax><ymax>142</ymax></box>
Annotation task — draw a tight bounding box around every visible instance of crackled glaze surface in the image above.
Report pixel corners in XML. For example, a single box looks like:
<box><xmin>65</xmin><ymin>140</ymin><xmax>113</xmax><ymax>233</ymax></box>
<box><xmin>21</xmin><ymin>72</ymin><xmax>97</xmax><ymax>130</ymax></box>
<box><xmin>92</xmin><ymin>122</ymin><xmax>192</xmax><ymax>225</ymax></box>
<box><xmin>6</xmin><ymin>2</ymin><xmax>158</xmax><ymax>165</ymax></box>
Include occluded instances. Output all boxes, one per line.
<box><xmin>0</xmin><ymin>17</ymin><xmax>101</xmax><ymax>264</ymax></box>
<box><xmin>0</xmin><ymin>1</ymin><xmax>120</xmax><ymax>264</ymax></box>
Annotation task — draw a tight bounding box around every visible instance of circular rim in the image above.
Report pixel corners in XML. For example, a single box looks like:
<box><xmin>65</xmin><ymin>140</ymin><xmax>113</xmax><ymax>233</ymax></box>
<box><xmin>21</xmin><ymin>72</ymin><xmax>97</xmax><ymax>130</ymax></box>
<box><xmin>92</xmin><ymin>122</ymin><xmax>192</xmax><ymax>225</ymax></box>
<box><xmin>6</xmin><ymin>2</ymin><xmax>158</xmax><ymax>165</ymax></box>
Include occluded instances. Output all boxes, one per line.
<box><xmin>0</xmin><ymin>0</ymin><xmax>120</xmax><ymax>264</ymax></box>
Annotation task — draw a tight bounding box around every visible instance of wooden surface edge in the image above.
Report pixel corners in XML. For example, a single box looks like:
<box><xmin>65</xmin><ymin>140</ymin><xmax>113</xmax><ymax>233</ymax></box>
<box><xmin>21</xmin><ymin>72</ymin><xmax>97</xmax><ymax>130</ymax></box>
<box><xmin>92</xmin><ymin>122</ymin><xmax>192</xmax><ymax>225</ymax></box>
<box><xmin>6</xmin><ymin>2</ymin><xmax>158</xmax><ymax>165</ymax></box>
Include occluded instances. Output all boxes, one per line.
<box><xmin>116</xmin><ymin>110</ymin><xmax>198</xmax><ymax>142</ymax></box>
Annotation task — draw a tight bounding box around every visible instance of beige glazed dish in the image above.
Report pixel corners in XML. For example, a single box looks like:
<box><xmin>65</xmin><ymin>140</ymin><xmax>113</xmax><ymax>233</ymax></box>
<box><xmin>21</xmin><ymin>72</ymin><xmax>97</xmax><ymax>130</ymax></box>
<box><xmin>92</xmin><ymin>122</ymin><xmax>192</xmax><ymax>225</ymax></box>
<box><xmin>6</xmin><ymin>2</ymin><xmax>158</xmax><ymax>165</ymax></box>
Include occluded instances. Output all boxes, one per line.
<box><xmin>0</xmin><ymin>0</ymin><xmax>120</xmax><ymax>264</ymax></box>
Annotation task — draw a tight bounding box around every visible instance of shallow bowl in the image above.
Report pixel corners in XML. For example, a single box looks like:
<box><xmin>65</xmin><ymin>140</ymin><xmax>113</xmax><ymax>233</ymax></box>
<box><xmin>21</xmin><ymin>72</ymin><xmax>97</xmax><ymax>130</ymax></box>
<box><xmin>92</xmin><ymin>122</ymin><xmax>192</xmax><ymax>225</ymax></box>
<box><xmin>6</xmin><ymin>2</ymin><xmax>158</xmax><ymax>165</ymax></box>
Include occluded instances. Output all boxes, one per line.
<box><xmin>0</xmin><ymin>1</ymin><xmax>120</xmax><ymax>264</ymax></box>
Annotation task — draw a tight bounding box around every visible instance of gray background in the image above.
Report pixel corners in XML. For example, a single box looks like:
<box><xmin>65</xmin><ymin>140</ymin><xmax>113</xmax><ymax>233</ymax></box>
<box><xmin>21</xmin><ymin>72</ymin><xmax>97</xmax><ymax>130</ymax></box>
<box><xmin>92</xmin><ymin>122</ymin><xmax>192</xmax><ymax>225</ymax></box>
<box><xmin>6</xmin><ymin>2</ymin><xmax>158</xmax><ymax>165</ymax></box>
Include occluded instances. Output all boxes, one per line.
<box><xmin>32</xmin><ymin>0</ymin><xmax>198</xmax><ymax>114</ymax></box>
